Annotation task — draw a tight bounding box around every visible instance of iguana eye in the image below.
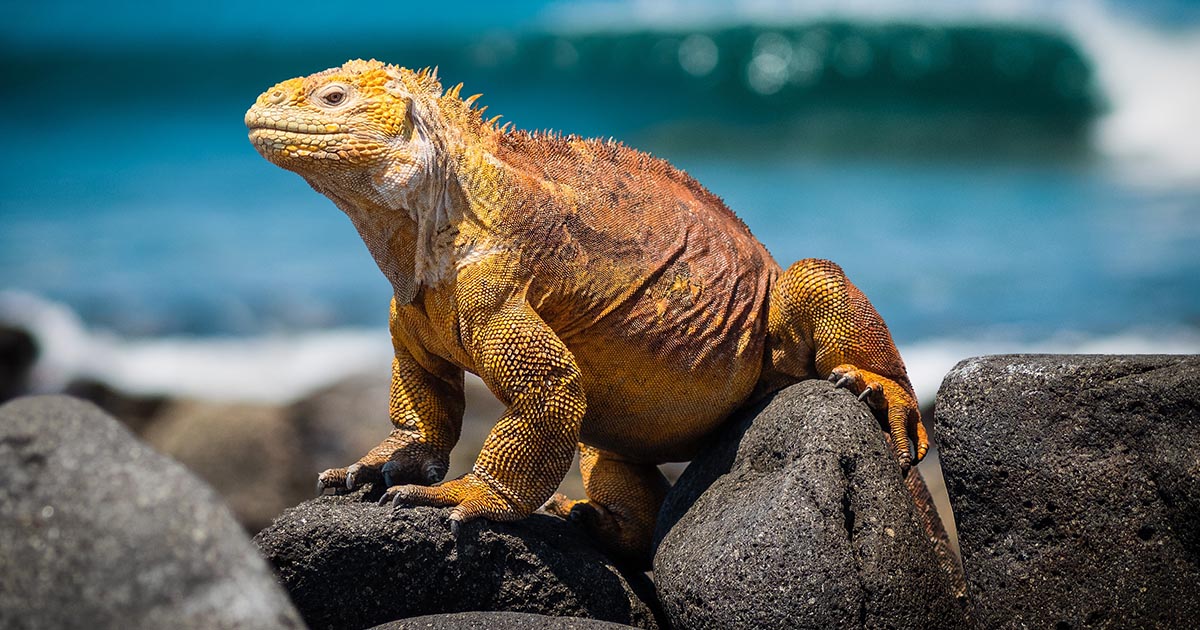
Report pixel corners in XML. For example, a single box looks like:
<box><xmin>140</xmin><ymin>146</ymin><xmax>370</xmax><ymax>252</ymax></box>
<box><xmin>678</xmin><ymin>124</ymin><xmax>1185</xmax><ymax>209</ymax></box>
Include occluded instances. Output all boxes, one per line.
<box><xmin>315</xmin><ymin>84</ymin><xmax>350</xmax><ymax>107</ymax></box>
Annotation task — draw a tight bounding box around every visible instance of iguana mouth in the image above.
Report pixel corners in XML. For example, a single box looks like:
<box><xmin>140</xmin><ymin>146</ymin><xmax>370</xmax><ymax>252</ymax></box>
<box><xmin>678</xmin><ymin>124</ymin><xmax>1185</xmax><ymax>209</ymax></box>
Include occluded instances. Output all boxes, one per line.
<box><xmin>247</xmin><ymin>123</ymin><xmax>344</xmax><ymax>136</ymax></box>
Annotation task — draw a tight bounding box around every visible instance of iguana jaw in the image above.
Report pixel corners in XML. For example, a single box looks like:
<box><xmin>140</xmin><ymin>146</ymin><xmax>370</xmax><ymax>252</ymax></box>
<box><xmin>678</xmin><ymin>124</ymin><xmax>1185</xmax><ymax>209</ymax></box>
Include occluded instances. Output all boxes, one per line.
<box><xmin>245</xmin><ymin>124</ymin><xmax>357</xmax><ymax>164</ymax></box>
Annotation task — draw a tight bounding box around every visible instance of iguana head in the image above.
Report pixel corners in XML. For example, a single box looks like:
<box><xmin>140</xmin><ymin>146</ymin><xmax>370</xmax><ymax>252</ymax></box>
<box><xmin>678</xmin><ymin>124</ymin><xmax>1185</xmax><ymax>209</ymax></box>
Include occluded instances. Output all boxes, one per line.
<box><xmin>245</xmin><ymin>59</ymin><xmax>445</xmax><ymax>206</ymax></box>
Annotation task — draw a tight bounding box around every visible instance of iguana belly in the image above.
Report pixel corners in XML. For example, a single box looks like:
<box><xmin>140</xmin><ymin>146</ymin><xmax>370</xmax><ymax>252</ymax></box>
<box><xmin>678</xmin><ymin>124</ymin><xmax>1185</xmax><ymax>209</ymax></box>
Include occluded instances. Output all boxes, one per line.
<box><xmin>542</xmin><ymin>248</ymin><xmax>779</xmax><ymax>462</ymax></box>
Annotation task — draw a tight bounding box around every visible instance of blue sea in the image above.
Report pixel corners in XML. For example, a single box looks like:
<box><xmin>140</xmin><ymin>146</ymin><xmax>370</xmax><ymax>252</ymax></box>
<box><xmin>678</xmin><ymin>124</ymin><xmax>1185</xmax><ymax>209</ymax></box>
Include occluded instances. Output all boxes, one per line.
<box><xmin>2</xmin><ymin>0</ymin><xmax>1198</xmax><ymax>404</ymax></box>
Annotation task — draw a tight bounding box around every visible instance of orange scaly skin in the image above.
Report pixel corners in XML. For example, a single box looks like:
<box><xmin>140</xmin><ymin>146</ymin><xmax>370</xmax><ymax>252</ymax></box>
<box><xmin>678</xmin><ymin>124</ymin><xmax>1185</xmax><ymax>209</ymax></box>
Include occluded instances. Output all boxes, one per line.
<box><xmin>246</xmin><ymin>59</ymin><xmax>927</xmax><ymax>565</ymax></box>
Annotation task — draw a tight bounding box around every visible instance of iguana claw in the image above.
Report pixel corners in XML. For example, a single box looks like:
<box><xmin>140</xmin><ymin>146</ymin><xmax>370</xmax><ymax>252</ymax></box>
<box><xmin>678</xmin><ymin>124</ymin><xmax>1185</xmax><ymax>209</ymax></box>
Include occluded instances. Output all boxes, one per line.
<box><xmin>828</xmin><ymin>363</ymin><xmax>927</xmax><ymax>468</ymax></box>
<box><xmin>344</xmin><ymin>463</ymin><xmax>362</xmax><ymax>489</ymax></box>
<box><xmin>831</xmin><ymin>374</ymin><xmax>853</xmax><ymax>389</ymax></box>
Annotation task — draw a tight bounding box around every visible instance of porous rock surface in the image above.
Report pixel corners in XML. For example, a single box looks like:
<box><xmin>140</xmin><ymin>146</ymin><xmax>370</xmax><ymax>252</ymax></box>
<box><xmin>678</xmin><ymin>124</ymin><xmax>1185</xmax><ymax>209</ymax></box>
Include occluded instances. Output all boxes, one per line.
<box><xmin>0</xmin><ymin>395</ymin><xmax>305</xmax><ymax>630</ymax></box>
<box><xmin>254</xmin><ymin>492</ymin><xmax>659</xmax><ymax>630</ymax></box>
<box><xmin>368</xmin><ymin>611</ymin><xmax>637</xmax><ymax>629</ymax></box>
<box><xmin>937</xmin><ymin>354</ymin><xmax>1200</xmax><ymax>629</ymax></box>
<box><xmin>654</xmin><ymin>379</ymin><xmax>967</xmax><ymax>630</ymax></box>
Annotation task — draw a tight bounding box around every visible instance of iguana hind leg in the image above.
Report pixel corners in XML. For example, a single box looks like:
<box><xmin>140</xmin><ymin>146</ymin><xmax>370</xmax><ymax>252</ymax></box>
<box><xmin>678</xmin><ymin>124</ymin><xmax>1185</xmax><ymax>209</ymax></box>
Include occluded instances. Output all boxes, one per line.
<box><xmin>767</xmin><ymin>258</ymin><xmax>928</xmax><ymax>467</ymax></box>
<box><xmin>544</xmin><ymin>444</ymin><xmax>669</xmax><ymax>569</ymax></box>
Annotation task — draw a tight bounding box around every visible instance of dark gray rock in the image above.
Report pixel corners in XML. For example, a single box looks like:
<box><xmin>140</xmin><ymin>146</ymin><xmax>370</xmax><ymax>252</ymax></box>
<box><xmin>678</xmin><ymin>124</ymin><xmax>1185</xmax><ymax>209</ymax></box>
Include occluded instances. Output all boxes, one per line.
<box><xmin>254</xmin><ymin>493</ymin><xmax>660</xmax><ymax>630</ymax></box>
<box><xmin>937</xmin><ymin>354</ymin><xmax>1200</xmax><ymax>629</ymax></box>
<box><xmin>0</xmin><ymin>395</ymin><xmax>305</xmax><ymax>630</ymax></box>
<box><xmin>654</xmin><ymin>380</ymin><xmax>968</xmax><ymax>630</ymax></box>
<box><xmin>0</xmin><ymin>324</ymin><xmax>37</xmax><ymax>402</ymax></box>
<box><xmin>369</xmin><ymin>611</ymin><xmax>636</xmax><ymax>629</ymax></box>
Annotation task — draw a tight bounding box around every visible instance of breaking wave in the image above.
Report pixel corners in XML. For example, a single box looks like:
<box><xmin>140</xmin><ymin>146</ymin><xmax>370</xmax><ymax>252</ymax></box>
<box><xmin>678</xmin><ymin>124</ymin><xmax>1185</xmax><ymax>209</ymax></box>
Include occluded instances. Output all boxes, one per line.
<box><xmin>539</xmin><ymin>0</ymin><xmax>1200</xmax><ymax>186</ymax></box>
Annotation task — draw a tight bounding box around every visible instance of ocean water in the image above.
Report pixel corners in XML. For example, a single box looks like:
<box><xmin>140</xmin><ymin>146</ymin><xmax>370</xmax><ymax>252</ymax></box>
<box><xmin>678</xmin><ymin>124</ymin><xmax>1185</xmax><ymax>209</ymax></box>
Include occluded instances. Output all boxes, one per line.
<box><xmin>2</xmin><ymin>0</ymin><xmax>1198</xmax><ymax>405</ymax></box>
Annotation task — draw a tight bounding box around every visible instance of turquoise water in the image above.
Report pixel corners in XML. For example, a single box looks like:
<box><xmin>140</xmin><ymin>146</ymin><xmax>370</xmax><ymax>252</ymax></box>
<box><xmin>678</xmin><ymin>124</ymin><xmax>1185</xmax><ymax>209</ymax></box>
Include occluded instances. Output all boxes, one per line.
<box><xmin>1</xmin><ymin>1</ymin><xmax>1198</xmax><ymax>401</ymax></box>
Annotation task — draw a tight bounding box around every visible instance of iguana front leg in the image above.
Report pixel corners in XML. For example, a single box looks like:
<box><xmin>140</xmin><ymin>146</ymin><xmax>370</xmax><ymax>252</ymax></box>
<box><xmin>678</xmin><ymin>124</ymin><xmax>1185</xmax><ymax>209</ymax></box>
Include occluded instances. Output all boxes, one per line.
<box><xmin>768</xmin><ymin>258</ymin><xmax>928</xmax><ymax>467</ymax></box>
<box><xmin>316</xmin><ymin>302</ymin><xmax>464</xmax><ymax>493</ymax></box>
<box><xmin>382</xmin><ymin>281</ymin><xmax>586</xmax><ymax>531</ymax></box>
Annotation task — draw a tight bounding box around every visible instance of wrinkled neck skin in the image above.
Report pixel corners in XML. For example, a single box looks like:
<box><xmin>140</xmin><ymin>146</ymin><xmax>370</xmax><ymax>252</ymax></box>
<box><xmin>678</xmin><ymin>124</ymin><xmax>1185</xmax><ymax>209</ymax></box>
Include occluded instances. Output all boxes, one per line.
<box><xmin>305</xmin><ymin>97</ymin><xmax>490</xmax><ymax>306</ymax></box>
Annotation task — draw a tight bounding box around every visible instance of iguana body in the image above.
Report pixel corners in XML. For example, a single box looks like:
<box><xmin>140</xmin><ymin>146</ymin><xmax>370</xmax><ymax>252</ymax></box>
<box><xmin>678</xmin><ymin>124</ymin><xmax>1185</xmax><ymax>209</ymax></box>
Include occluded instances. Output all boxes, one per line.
<box><xmin>246</xmin><ymin>59</ymin><xmax>927</xmax><ymax>564</ymax></box>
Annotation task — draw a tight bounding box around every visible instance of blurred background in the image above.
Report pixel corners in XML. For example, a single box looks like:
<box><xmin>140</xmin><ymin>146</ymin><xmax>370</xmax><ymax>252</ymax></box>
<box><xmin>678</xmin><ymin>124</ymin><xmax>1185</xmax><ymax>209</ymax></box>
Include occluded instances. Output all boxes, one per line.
<box><xmin>1</xmin><ymin>1</ymin><xmax>1198</xmax><ymax>532</ymax></box>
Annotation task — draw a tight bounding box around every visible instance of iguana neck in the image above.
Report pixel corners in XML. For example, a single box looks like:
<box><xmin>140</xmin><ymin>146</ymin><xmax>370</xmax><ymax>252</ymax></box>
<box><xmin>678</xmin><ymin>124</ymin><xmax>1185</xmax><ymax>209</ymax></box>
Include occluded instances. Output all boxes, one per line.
<box><xmin>312</xmin><ymin>98</ymin><xmax>499</xmax><ymax>305</ymax></box>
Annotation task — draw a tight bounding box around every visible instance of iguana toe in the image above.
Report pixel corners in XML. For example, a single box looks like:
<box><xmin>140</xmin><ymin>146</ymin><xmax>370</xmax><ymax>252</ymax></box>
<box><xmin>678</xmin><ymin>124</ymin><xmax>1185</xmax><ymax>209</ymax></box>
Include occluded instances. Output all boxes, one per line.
<box><xmin>346</xmin><ymin>462</ymin><xmax>384</xmax><ymax>489</ymax></box>
<box><xmin>386</xmin><ymin>473</ymin><xmax>524</xmax><ymax>525</ymax></box>
<box><xmin>540</xmin><ymin>492</ymin><xmax>578</xmax><ymax>518</ymax></box>
<box><xmin>829</xmin><ymin>373</ymin><xmax>852</xmax><ymax>389</ymax></box>
<box><xmin>316</xmin><ymin>467</ymin><xmax>350</xmax><ymax>495</ymax></box>
<box><xmin>828</xmin><ymin>363</ymin><xmax>925</xmax><ymax>469</ymax></box>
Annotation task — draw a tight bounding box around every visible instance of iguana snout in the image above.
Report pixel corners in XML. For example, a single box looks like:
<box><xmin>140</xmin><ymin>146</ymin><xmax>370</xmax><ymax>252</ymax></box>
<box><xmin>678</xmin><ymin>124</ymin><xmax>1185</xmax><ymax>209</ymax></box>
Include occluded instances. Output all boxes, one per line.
<box><xmin>245</xmin><ymin>59</ymin><xmax>428</xmax><ymax>192</ymax></box>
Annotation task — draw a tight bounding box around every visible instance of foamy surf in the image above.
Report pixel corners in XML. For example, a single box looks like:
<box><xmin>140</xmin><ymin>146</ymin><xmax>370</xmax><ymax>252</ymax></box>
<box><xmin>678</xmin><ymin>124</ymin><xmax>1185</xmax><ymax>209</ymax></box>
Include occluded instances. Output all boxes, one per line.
<box><xmin>1063</xmin><ymin>3</ymin><xmax>1200</xmax><ymax>188</ymax></box>
<box><xmin>0</xmin><ymin>291</ymin><xmax>392</xmax><ymax>403</ymax></box>
<box><xmin>4</xmin><ymin>290</ymin><xmax>1196</xmax><ymax>407</ymax></box>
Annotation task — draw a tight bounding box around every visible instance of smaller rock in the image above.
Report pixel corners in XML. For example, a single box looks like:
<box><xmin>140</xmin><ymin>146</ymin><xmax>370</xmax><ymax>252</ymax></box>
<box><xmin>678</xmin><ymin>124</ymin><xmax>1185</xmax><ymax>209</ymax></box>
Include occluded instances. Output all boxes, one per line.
<box><xmin>654</xmin><ymin>380</ymin><xmax>967</xmax><ymax>630</ymax></box>
<box><xmin>0</xmin><ymin>395</ymin><xmax>304</xmax><ymax>630</ymax></box>
<box><xmin>63</xmin><ymin>377</ymin><xmax>168</xmax><ymax>435</ymax></box>
<box><xmin>255</xmin><ymin>492</ymin><xmax>660</xmax><ymax>630</ymax></box>
<box><xmin>286</xmin><ymin>371</ymin><xmax>394</xmax><ymax>477</ymax></box>
<box><xmin>0</xmin><ymin>324</ymin><xmax>37</xmax><ymax>402</ymax></box>
<box><xmin>369</xmin><ymin>611</ymin><xmax>638</xmax><ymax>629</ymax></box>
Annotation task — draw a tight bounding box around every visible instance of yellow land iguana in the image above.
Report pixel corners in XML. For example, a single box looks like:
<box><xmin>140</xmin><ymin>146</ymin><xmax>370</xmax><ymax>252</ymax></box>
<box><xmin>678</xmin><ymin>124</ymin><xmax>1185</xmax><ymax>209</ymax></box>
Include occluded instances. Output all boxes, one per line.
<box><xmin>245</xmin><ymin>59</ymin><xmax>929</xmax><ymax>565</ymax></box>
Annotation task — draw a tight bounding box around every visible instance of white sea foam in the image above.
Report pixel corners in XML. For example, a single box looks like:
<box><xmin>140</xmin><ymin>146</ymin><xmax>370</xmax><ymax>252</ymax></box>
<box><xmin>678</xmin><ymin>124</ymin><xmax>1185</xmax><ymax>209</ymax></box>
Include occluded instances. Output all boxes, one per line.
<box><xmin>0</xmin><ymin>291</ymin><xmax>392</xmax><ymax>403</ymax></box>
<box><xmin>4</xmin><ymin>290</ymin><xmax>1196</xmax><ymax>407</ymax></box>
<box><xmin>1061</xmin><ymin>3</ymin><xmax>1200</xmax><ymax>188</ymax></box>
<box><xmin>544</xmin><ymin>0</ymin><xmax>1200</xmax><ymax>188</ymax></box>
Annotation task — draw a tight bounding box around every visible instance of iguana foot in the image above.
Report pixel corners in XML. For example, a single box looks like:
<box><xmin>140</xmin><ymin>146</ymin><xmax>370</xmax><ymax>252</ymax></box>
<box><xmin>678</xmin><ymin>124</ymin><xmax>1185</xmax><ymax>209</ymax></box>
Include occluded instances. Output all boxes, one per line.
<box><xmin>316</xmin><ymin>467</ymin><xmax>355</xmax><ymax>495</ymax></box>
<box><xmin>541</xmin><ymin>448</ymin><xmax>668</xmax><ymax>570</ymax></box>
<box><xmin>543</xmin><ymin>492</ymin><xmax>622</xmax><ymax>532</ymax></box>
<box><xmin>829</xmin><ymin>363</ymin><xmax>928</xmax><ymax>467</ymax></box>
<box><xmin>316</xmin><ymin>432</ymin><xmax>449</xmax><ymax>495</ymax></box>
<box><xmin>382</xmin><ymin>472</ymin><xmax>525</xmax><ymax>526</ymax></box>
<box><xmin>542</xmin><ymin>494</ymin><xmax>613</xmax><ymax>533</ymax></box>
<box><xmin>541</xmin><ymin>492</ymin><xmax>579</xmax><ymax>517</ymax></box>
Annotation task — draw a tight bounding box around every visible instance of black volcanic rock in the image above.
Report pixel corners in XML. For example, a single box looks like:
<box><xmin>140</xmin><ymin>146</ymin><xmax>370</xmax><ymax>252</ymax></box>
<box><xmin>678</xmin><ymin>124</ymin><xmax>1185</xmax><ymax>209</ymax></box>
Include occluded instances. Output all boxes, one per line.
<box><xmin>937</xmin><ymin>354</ymin><xmax>1200</xmax><ymax>629</ymax></box>
<box><xmin>254</xmin><ymin>492</ymin><xmax>659</xmax><ymax>630</ymax></box>
<box><xmin>0</xmin><ymin>324</ymin><xmax>37</xmax><ymax>402</ymax></box>
<box><xmin>654</xmin><ymin>380</ymin><xmax>967</xmax><ymax>630</ymax></box>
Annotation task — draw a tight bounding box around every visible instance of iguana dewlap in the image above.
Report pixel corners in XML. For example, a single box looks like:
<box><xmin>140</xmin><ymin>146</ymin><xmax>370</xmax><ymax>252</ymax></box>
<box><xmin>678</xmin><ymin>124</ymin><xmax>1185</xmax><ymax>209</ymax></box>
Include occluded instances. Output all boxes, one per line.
<box><xmin>246</xmin><ymin>59</ymin><xmax>927</xmax><ymax>565</ymax></box>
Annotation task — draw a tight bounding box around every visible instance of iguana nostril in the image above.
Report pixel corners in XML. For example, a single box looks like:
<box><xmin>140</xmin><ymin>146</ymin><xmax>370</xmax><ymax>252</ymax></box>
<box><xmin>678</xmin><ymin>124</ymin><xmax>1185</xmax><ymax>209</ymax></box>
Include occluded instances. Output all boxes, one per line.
<box><xmin>268</xmin><ymin>89</ymin><xmax>286</xmax><ymax>104</ymax></box>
